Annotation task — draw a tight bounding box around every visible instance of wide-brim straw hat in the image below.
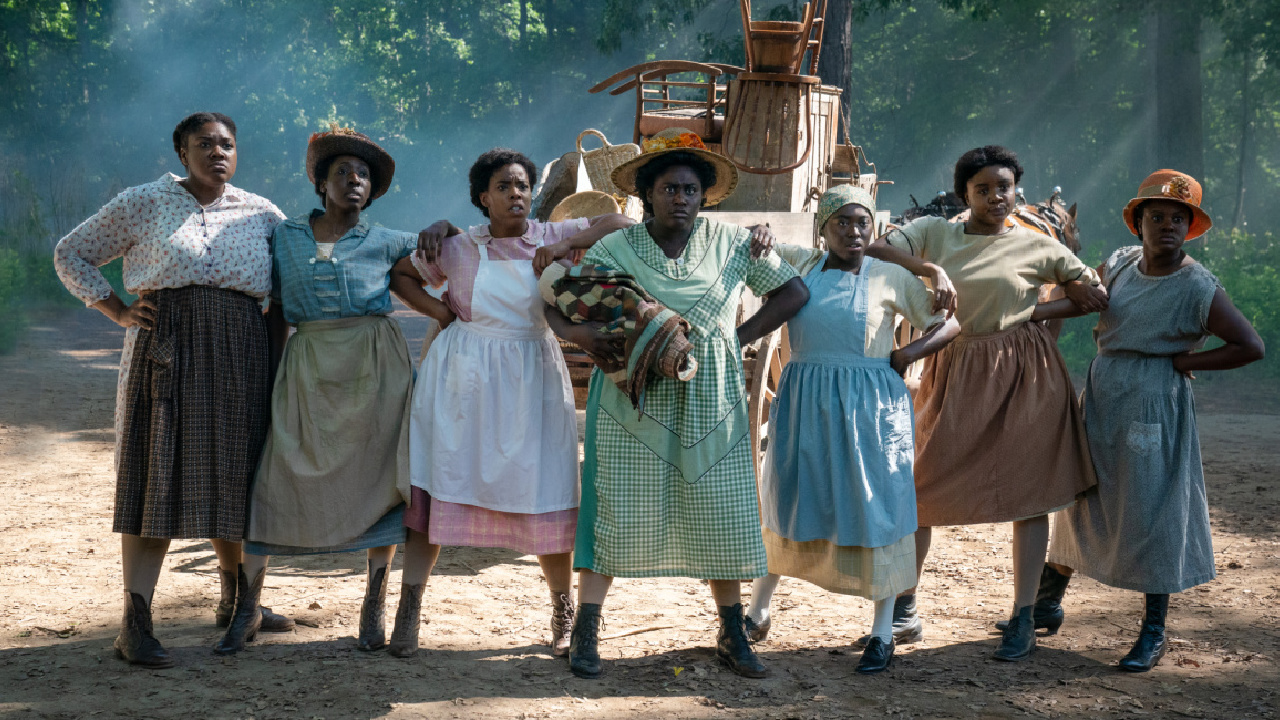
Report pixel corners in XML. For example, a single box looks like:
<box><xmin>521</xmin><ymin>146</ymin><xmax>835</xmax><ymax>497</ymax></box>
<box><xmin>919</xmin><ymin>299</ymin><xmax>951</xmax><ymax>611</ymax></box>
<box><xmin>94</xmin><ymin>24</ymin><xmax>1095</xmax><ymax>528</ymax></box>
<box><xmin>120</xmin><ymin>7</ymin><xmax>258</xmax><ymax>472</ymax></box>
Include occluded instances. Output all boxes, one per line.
<box><xmin>611</xmin><ymin>127</ymin><xmax>739</xmax><ymax>207</ymax></box>
<box><xmin>306</xmin><ymin>124</ymin><xmax>396</xmax><ymax>201</ymax></box>
<box><xmin>1122</xmin><ymin>169</ymin><xmax>1213</xmax><ymax>240</ymax></box>
<box><xmin>549</xmin><ymin>190</ymin><xmax>621</xmax><ymax>222</ymax></box>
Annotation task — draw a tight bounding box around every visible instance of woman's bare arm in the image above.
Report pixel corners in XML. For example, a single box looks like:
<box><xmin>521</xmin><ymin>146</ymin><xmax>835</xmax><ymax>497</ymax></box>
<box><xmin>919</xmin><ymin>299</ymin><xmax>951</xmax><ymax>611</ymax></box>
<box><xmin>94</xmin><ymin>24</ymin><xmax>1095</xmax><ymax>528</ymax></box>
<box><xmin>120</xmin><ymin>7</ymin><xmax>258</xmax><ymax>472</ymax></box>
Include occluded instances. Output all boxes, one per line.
<box><xmin>867</xmin><ymin>234</ymin><xmax>956</xmax><ymax>316</ymax></box>
<box><xmin>890</xmin><ymin>316</ymin><xmax>960</xmax><ymax>377</ymax></box>
<box><xmin>390</xmin><ymin>257</ymin><xmax>456</xmax><ymax>327</ymax></box>
<box><xmin>736</xmin><ymin>277</ymin><xmax>809</xmax><ymax>347</ymax></box>
<box><xmin>533</xmin><ymin>214</ymin><xmax>635</xmax><ymax>275</ymax></box>
<box><xmin>1172</xmin><ymin>288</ymin><xmax>1265</xmax><ymax>376</ymax></box>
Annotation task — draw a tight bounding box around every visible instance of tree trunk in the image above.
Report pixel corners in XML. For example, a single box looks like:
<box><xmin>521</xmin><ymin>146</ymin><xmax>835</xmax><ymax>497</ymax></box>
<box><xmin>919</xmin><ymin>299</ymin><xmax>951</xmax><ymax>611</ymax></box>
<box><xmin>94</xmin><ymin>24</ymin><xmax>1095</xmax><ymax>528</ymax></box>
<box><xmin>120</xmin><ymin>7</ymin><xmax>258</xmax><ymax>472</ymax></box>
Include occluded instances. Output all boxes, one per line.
<box><xmin>76</xmin><ymin>0</ymin><xmax>91</xmax><ymax>112</ymax></box>
<box><xmin>816</xmin><ymin>0</ymin><xmax>852</xmax><ymax>132</ymax></box>
<box><xmin>520</xmin><ymin>0</ymin><xmax>530</xmax><ymax>107</ymax></box>
<box><xmin>1231</xmin><ymin>58</ymin><xmax>1252</xmax><ymax>231</ymax></box>
<box><xmin>1152</xmin><ymin>2</ymin><xmax>1205</xmax><ymax>182</ymax></box>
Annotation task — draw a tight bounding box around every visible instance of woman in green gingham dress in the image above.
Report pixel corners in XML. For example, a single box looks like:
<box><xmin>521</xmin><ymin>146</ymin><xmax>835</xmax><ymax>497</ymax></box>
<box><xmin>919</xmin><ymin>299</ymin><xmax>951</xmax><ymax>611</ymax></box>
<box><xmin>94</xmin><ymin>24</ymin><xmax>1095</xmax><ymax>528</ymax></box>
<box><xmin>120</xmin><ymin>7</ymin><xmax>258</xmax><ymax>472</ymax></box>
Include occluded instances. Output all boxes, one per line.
<box><xmin>544</xmin><ymin>128</ymin><xmax>809</xmax><ymax>680</ymax></box>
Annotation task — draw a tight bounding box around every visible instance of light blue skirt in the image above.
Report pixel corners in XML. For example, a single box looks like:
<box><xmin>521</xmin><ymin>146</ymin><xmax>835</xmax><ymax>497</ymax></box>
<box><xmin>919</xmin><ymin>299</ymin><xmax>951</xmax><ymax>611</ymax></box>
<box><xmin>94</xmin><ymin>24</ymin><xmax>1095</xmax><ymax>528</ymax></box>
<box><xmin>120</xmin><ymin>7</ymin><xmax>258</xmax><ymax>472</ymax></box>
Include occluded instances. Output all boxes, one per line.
<box><xmin>244</xmin><ymin>504</ymin><xmax>406</xmax><ymax>556</ymax></box>
<box><xmin>760</xmin><ymin>357</ymin><xmax>919</xmax><ymax>549</ymax></box>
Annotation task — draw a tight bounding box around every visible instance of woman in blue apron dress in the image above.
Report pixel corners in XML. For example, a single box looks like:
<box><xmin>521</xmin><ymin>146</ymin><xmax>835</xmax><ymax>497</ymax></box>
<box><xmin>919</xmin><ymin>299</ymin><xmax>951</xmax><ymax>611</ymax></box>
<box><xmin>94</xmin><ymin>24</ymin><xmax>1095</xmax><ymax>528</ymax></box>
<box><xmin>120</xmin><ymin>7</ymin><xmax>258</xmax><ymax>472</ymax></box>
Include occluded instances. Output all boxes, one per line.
<box><xmin>747</xmin><ymin>185</ymin><xmax>959</xmax><ymax>673</ymax></box>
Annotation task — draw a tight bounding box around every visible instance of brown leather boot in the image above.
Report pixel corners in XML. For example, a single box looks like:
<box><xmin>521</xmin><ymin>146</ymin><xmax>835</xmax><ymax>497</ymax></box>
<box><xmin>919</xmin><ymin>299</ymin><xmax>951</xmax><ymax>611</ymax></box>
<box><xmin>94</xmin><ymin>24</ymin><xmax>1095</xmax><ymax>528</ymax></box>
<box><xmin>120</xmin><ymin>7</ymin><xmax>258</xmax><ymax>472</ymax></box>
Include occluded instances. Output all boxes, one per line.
<box><xmin>215</xmin><ymin>569</ymin><xmax>236</xmax><ymax>628</ymax></box>
<box><xmin>215</xmin><ymin>564</ymin><xmax>265</xmax><ymax>655</ymax></box>
<box><xmin>356</xmin><ymin>564</ymin><xmax>390</xmax><ymax>651</ymax></box>
<box><xmin>114</xmin><ymin>591</ymin><xmax>174</xmax><ymax>668</ymax></box>
<box><xmin>217</xmin><ymin>567</ymin><xmax>294</xmax><ymax>632</ymax></box>
<box><xmin>550</xmin><ymin>591</ymin><xmax>575</xmax><ymax>657</ymax></box>
<box><xmin>388</xmin><ymin>583</ymin><xmax>426</xmax><ymax>658</ymax></box>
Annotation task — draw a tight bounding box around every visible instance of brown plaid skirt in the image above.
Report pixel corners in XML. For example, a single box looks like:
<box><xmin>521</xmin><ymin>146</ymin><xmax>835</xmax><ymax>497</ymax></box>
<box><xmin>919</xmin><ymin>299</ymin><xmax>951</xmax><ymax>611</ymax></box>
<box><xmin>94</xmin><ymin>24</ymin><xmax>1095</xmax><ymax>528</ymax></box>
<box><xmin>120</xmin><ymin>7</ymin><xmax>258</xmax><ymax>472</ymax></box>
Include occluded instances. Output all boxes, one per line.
<box><xmin>113</xmin><ymin>286</ymin><xmax>272</xmax><ymax>540</ymax></box>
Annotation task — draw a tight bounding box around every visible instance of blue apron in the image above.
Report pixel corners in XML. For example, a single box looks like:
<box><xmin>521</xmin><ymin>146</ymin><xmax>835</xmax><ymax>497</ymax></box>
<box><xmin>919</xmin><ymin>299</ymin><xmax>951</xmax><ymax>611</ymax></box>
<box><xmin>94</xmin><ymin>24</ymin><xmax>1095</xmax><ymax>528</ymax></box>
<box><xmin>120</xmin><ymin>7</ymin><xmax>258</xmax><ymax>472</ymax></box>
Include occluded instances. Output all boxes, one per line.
<box><xmin>760</xmin><ymin>254</ymin><xmax>919</xmax><ymax>548</ymax></box>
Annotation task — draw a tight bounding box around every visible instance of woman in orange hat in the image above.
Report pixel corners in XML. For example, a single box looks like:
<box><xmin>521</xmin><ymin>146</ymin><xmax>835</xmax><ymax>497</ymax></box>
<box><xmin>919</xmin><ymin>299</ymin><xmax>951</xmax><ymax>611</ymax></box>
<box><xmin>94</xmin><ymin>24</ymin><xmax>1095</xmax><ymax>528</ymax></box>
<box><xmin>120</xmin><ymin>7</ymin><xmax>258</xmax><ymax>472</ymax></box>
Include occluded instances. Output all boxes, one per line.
<box><xmin>1032</xmin><ymin>170</ymin><xmax>1264</xmax><ymax>672</ymax></box>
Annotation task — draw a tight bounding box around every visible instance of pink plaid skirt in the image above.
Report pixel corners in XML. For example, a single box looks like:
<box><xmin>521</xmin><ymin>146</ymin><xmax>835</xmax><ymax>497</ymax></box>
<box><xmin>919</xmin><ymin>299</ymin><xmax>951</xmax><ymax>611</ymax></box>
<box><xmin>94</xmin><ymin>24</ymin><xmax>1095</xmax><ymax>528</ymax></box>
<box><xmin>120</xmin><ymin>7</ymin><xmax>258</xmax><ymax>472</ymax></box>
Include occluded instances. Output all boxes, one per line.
<box><xmin>404</xmin><ymin>487</ymin><xmax>576</xmax><ymax>555</ymax></box>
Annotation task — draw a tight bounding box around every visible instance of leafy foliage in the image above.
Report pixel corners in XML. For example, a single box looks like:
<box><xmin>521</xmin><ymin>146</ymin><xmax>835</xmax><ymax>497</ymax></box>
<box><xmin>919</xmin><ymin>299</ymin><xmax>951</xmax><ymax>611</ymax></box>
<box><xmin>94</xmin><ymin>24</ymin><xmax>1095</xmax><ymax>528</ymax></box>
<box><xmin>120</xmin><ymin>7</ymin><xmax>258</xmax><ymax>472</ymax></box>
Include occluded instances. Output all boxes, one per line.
<box><xmin>0</xmin><ymin>0</ymin><xmax>1276</xmax><ymax>372</ymax></box>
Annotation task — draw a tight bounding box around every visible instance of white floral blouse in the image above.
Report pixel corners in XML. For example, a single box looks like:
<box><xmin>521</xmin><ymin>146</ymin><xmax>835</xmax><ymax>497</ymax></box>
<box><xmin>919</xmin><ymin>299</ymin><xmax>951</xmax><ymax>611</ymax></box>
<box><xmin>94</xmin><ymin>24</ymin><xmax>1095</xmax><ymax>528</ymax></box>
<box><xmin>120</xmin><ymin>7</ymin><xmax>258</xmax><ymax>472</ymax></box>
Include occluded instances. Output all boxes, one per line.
<box><xmin>54</xmin><ymin>173</ymin><xmax>285</xmax><ymax>306</ymax></box>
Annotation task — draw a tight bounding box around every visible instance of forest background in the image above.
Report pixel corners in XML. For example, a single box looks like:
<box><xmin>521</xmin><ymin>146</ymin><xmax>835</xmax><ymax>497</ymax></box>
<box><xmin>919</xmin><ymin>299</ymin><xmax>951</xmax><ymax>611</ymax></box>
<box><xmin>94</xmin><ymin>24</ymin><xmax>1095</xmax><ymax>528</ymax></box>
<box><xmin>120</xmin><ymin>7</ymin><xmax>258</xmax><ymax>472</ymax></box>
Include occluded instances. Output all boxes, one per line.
<box><xmin>0</xmin><ymin>0</ymin><xmax>1276</xmax><ymax>377</ymax></box>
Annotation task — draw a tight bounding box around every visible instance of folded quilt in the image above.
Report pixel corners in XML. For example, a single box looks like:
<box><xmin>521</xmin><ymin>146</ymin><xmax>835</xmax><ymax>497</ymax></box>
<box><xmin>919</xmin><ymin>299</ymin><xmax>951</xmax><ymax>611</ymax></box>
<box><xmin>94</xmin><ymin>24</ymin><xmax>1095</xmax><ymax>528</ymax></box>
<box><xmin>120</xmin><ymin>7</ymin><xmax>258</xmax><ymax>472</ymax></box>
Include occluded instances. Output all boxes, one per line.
<box><xmin>539</xmin><ymin>263</ymin><xmax>698</xmax><ymax>408</ymax></box>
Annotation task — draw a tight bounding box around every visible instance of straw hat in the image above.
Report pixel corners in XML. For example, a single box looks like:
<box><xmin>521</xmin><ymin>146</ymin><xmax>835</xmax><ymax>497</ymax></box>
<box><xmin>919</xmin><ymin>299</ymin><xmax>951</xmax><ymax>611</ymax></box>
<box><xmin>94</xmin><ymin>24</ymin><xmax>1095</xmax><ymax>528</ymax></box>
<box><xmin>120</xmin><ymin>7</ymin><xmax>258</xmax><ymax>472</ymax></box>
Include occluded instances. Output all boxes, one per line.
<box><xmin>548</xmin><ymin>190</ymin><xmax>621</xmax><ymax>223</ymax></box>
<box><xmin>1122</xmin><ymin>169</ymin><xmax>1213</xmax><ymax>240</ymax></box>
<box><xmin>306</xmin><ymin>124</ymin><xmax>396</xmax><ymax>201</ymax></box>
<box><xmin>611</xmin><ymin>127</ymin><xmax>739</xmax><ymax>206</ymax></box>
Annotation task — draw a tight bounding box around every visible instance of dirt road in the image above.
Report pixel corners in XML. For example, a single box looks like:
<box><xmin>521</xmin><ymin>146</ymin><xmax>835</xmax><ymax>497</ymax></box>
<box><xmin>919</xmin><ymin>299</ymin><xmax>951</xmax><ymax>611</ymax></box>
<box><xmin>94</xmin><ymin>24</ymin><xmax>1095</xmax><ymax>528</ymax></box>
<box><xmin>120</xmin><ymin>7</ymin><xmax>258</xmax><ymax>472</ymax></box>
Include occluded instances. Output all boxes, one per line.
<box><xmin>1</xmin><ymin>307</ymin><xmax>1276</xmax><ymax>719</ymax></box>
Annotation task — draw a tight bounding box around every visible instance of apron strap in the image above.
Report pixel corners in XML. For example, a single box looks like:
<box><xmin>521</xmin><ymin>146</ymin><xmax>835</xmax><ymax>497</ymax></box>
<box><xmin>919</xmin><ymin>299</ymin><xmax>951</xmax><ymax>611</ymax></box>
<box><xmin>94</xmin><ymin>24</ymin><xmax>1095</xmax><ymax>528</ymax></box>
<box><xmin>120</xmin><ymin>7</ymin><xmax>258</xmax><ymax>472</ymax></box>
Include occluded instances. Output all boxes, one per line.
<box><xmin>850</xmin><ymin>255</ymin><xmax>872</xmax><ymax>353</ymax></box>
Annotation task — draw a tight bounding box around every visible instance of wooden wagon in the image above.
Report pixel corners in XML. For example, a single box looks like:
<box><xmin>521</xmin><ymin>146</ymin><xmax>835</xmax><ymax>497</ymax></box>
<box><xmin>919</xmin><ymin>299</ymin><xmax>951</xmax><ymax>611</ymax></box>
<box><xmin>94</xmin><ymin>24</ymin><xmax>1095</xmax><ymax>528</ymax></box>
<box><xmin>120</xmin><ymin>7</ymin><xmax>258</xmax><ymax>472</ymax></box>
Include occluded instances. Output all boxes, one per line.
<box><xmin>548</xmin><ymin>0</ymin><xmax>892</xmax><ymax>478</ymax></box>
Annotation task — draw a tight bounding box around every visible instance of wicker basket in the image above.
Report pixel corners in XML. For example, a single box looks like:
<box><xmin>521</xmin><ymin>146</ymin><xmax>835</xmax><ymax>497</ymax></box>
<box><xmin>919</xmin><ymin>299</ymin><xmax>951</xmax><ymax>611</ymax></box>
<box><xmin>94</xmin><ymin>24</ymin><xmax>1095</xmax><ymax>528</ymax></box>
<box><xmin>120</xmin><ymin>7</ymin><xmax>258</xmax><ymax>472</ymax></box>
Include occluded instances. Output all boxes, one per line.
<box><xmin>532</xmin><ymin>153</ymin><xmax>579</xmax><ymax>222</ymax></box>
<box><xmin>577</xmin><ymin>129</ymin><xmax>640</xmax><ymax>195</ymax></box>
<box><xmin>549</xmin><ymin>190</ymin><xmax>621</xmax><ymax>222</ymax></box>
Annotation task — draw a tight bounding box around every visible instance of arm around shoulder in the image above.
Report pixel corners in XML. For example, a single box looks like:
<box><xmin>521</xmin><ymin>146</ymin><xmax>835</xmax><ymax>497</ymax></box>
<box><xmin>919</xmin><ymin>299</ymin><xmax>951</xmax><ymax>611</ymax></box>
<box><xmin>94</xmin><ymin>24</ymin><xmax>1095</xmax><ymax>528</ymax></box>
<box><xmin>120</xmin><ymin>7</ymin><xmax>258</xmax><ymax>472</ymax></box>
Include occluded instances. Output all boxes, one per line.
<box><xmin>390</xmin><ymin>256</ymin><xmax>456</xmax><ymax>327</ymax></box>
<box><xmin>534</xmin><ymin>214</ymin><xmax>634</xmax><ymax>276</ymax></box>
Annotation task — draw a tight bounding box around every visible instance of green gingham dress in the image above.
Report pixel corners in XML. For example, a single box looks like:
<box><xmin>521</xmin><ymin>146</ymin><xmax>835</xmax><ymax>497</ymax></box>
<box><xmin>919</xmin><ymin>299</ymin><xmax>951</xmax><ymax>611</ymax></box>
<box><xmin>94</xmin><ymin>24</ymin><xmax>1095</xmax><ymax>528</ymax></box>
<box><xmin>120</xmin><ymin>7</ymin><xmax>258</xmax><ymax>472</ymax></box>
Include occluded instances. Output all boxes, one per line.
<box><xmin>573</xmin><ymin>218</ymin><xmax>797</xmax><ymax>579</ymax></box>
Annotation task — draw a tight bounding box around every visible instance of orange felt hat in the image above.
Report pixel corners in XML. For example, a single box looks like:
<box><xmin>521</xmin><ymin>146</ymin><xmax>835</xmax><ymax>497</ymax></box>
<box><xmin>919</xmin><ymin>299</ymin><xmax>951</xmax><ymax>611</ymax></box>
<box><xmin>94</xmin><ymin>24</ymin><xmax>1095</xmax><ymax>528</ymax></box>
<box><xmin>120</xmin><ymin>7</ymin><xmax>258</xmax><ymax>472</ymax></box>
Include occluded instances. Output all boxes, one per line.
<box><xmin>1122</xmin><ymin>169</ymin><xmax>1213</xmax><ymax>240</ymax></box>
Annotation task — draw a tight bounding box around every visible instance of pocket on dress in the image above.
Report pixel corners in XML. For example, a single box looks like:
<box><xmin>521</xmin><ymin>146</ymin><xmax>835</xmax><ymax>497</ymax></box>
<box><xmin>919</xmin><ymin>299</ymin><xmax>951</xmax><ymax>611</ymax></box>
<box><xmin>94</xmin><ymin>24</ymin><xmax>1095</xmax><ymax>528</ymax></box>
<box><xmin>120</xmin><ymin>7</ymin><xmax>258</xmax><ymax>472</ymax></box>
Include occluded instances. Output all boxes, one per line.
<box><xmin>1125</xmin><ymin>421</ymin><xmax>1162</xmax><ymax>456</ymax></box>
<box><xmin>876</xmin><ymin>391</ymin><xmax>911</xmax><ymax>471</ymax></box>
<box><xmin>147</xmin><ymin>332</ymin><xmax>176</xmax><ymax>400</ymax></box>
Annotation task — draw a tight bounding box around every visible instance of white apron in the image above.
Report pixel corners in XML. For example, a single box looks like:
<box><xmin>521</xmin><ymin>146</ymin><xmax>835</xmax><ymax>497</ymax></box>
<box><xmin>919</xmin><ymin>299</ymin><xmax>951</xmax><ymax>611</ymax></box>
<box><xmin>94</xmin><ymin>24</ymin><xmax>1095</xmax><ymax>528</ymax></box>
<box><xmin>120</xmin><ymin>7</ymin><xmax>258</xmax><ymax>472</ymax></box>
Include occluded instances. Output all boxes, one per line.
<box><xmin>409</xmin><ymin>234</ymin><xmax>579</xmax><ymax>514</ymax></box>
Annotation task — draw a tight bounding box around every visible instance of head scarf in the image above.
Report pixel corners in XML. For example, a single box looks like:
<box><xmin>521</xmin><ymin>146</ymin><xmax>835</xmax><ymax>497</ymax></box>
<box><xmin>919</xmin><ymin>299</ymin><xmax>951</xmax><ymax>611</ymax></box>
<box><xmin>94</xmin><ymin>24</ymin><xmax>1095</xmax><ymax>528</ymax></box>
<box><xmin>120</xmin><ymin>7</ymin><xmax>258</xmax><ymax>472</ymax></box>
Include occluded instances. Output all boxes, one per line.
<box><xmin>817</xmin><ymin>185</ymin><xmax>877</xmax><ymax>233</ymax></box>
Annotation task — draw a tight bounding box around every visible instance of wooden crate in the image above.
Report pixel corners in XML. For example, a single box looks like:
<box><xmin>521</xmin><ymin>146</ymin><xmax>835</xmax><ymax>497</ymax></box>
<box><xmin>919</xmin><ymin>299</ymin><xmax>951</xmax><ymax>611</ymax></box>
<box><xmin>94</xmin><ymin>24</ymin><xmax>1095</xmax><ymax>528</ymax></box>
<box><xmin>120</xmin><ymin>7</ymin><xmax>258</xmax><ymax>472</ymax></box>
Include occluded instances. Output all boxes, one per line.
<box><xmin>714</xmin><ymin>81</ymin><xmax>841</xmax><ymax>214</ymax></box>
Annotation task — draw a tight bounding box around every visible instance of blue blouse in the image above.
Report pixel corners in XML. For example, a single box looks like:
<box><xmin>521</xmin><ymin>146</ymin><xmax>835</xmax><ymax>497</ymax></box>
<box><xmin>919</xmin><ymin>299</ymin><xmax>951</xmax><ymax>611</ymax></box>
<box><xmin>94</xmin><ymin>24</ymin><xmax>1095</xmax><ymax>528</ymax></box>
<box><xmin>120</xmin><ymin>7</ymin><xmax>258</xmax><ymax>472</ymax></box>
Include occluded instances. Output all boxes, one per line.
<box><xmin>271</xmin><ymin>210</ymin><xmax>417</xmax><ymax>323</ymax></box>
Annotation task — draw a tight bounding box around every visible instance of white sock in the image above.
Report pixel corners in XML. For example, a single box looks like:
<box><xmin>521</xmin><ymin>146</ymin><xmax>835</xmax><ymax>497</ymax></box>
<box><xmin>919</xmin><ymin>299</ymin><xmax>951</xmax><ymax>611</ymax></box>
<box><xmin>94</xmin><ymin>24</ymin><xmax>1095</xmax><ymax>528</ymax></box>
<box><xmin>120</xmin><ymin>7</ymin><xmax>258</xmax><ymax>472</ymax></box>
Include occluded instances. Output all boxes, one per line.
<box><xmin>747</xmin><ymin>573</ymin><xmax>781</xmax><ymax>623</ymax></box>
<box><xmin>871</xmin><ymin>596</ymin><xmax>894</xmax><ymax>643</ymax></box>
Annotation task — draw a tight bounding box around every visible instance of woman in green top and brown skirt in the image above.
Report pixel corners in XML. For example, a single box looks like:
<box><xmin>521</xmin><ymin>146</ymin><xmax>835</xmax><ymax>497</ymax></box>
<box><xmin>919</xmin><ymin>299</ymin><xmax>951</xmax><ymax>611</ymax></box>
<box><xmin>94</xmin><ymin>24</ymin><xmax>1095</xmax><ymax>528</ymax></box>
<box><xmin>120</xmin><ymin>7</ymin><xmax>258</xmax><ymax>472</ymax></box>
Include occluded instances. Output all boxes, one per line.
<box><xmin>869</xmin><ymin>145</ymin><xmax>1109</xmax><ymax>661</ymax></box>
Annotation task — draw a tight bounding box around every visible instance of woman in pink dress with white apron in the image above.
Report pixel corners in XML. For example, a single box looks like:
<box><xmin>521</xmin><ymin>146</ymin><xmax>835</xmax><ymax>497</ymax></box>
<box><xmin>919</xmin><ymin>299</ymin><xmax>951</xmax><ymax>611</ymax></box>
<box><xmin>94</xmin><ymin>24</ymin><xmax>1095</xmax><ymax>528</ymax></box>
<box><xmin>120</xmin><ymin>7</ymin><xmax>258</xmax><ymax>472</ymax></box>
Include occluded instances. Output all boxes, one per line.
<box><xmin>385</xmin><ymin>148</ymin><xmax>631</xmax><ymax>657</ymax></box>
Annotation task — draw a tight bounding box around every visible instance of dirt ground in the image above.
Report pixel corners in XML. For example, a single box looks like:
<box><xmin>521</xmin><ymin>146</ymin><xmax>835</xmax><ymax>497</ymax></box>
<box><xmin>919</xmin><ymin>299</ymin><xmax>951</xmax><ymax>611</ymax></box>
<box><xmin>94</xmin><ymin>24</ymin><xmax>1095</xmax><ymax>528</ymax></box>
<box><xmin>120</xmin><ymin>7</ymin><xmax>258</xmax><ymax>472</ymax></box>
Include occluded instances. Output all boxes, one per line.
<box><xmin>1</xmin><ymin>305</ymin><xmax>1276</xmax><ymax>720</ymax></box>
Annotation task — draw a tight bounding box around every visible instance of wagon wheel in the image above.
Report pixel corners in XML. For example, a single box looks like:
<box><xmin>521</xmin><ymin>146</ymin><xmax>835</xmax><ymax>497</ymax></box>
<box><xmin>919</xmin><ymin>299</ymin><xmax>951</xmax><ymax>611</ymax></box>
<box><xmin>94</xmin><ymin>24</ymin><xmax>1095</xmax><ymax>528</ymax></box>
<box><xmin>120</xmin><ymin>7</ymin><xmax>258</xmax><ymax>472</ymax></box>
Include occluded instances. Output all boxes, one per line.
<box><xmin>745</xmin><ymin>325</ymin><xmax>790</xmax><ymax>480</ymax></box>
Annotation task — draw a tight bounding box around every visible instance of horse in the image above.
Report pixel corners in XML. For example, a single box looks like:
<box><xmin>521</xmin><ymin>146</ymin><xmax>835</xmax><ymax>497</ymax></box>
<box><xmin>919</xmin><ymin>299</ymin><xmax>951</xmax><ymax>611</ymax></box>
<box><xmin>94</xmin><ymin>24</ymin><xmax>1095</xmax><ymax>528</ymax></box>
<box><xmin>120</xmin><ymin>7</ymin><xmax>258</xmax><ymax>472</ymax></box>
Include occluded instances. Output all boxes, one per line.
<box><xmin>950</xmin><ymin>187</ymin><xmax>1080</xmax><ymax>254</ymax></box>
<box><xmin>895</xmin><ymin>187</ymin><xmax>1080</xmax><ymax>253</ymax></box>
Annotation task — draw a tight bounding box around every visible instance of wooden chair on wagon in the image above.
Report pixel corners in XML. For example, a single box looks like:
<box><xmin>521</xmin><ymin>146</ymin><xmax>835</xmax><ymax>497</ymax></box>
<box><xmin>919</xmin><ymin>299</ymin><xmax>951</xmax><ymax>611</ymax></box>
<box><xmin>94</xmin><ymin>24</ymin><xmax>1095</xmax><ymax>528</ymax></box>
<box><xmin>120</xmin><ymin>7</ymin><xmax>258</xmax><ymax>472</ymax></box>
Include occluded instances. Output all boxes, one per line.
<box><xmin>588</xmin><ymin>60</ymin><xmax>744</xmax><ymax>145</ymax></box>
<box><xmin>722</xmin><ymin>0</ymin><xmax>830</xmax><ymax>178</ymax></box>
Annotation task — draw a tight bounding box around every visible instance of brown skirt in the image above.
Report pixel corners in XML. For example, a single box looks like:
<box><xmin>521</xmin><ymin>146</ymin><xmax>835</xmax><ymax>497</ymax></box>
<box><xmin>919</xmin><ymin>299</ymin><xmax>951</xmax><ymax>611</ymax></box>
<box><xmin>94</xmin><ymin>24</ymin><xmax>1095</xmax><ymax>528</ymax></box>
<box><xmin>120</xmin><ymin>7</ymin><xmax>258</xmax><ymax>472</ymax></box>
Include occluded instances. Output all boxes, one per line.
<box><xmin>913</xmin><ymin>321</ymin><xmax>1096</xmax><ymax>527</ymax></box>
<box><xmin>114</xmin><ymin>286</ymin><xmax>271</xmax><ymax>540</ymax></box>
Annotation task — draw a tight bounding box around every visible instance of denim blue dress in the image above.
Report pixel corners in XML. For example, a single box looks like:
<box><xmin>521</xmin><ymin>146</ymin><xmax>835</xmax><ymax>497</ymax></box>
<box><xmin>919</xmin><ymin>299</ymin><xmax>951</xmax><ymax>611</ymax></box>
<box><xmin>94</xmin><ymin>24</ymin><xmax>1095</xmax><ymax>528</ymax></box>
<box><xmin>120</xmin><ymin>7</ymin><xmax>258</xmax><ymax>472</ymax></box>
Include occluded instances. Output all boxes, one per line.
<box><xmin>1049</xmin><ymin>247</ymin><xmax>1222</xmax><ymax>593</ymax></box>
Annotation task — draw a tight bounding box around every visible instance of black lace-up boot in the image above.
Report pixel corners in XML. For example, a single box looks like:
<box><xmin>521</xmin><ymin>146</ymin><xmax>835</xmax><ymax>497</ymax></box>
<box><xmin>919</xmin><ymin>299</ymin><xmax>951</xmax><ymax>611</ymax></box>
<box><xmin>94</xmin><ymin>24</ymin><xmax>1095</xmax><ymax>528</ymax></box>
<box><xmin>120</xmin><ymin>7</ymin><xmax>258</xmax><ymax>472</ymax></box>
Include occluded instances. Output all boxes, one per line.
<box><xmin>568</xmin><ymin>603</ymin><xmax>604</xmax><ymax>678</ymax></box>
<box><xmin>716</xmin><ymin>604</ymin><xmax>767</xmax><ymax>678</ymax></box>
<box><xmin>115</xmin><ymin>591</ymin><xmax>174</xmax><ymax>668</ymax></box>
<box><xmin>1119</xmin><ymin>593</ymin><xmax>1169</xmax><ymax>672</ymax></box>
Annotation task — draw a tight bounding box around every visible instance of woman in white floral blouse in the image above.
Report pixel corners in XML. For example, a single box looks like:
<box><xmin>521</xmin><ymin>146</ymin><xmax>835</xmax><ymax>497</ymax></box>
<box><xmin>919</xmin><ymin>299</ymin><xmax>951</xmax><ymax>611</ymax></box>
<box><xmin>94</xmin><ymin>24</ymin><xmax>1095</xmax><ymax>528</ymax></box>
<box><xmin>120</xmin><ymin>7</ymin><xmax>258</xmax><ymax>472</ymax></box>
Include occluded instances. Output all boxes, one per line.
<box><xmin>54</xmin><ymin>112</ymin><xmax>294</xmax><ymax>668</ymax></box>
